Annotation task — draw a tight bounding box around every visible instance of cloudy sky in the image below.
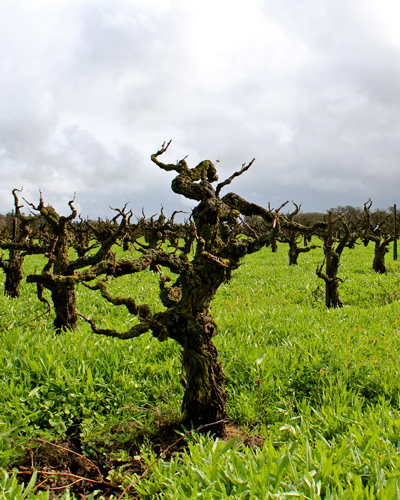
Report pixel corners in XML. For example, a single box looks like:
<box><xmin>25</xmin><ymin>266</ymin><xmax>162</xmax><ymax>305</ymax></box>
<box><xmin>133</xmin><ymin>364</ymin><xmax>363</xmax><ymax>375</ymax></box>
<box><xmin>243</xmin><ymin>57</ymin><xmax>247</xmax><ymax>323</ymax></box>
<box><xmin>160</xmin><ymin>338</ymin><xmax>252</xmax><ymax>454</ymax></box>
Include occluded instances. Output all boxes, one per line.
<box><xmin>1</xmin><ymin>0</ymin><xmax>399</xmax><ymax>219</ymax></box>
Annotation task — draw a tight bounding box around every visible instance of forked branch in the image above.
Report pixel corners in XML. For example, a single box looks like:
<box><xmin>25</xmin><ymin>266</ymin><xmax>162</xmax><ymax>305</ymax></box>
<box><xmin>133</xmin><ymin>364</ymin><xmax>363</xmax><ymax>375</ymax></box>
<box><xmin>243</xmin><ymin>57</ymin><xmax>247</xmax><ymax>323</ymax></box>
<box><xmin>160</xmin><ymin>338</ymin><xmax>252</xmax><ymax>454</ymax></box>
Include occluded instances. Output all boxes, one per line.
<box><xmin>216</xmin><ymin>159</ymin><xmax>255</xmax><ymax>197</ymax></box>
<box><xmin>154</xmin><ymin>140</ymin><xmax>172</xmax><ymax>159</ymax></box>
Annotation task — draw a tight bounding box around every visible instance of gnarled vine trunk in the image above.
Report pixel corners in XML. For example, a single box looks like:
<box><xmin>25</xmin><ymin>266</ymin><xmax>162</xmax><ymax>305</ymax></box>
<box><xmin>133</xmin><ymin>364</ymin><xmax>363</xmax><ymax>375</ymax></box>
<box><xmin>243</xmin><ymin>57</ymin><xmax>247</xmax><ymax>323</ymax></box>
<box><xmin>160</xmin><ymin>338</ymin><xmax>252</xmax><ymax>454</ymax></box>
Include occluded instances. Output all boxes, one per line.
<box><xmin>51</xmin><ymin>285</ymin><xmax>77</xmax><ymax>332</ymax></box>
<box><xmin>181</xmin><ymin>337</ymin><xmax>226</xmax><ymax>434</ymax></box>
<box><xmin>372</xmin><ymin>242</ymin><xmax>389</xmax><ymax>274</ymax></box>
<box><xmin>316</xmin><ymin>214</ymin><xmax>349</xmax><ymax>308</ymax></box>
<box><xmin>288</xmin><ymin>245</ymin><xmax>298</xmax><ymax>265</ymax></box>
<box><xmin>317</xmin><ymin>250</ymin><xmax>343</xmax><ymax>308</ymax></box>
<box><xmin>169</xmin><ymin>263</ymin><xmax>228</xmax><ymax>434</ymax></box>
<box><xmin>1</xmin><ymin>250</ymin><xmax>24</xmax><ymax>298</ymax></box>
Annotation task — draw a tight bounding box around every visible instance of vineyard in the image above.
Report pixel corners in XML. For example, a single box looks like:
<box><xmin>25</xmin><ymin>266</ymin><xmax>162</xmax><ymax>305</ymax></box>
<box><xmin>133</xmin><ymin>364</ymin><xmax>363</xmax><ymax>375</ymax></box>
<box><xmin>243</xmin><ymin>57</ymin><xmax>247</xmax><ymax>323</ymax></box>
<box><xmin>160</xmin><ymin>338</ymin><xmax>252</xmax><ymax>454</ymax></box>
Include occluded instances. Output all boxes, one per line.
<box><xmin>2</xmin><ymin>242</ymin><xmax>400</xmax><ymax>498</ymax></box>
<box><xmin>1</xmin><ymin>147</ymin><xmax>400</xmax><ymax>498</ymax></box>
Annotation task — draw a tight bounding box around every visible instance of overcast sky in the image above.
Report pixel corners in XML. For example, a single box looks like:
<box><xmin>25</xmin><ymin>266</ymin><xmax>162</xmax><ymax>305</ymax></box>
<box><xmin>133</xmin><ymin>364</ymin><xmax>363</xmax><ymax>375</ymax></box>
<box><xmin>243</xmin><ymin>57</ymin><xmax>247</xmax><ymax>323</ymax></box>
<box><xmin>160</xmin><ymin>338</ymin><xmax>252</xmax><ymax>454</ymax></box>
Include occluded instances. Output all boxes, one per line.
<box><xmin>1</xmin><ymin>0</ymin><xmax>399</xmax><ymax>219</ymax></box>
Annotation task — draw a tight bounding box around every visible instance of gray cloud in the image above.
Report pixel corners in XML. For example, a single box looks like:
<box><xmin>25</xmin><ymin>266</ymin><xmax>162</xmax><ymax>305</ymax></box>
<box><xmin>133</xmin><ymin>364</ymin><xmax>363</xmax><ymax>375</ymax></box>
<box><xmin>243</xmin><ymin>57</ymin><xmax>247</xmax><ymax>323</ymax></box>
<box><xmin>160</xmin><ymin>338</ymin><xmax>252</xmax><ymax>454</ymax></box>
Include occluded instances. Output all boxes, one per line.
<box><xmin>1</xmin><ymin>0</ymin><xmax>399</xmax><ymax>219</ymax></box>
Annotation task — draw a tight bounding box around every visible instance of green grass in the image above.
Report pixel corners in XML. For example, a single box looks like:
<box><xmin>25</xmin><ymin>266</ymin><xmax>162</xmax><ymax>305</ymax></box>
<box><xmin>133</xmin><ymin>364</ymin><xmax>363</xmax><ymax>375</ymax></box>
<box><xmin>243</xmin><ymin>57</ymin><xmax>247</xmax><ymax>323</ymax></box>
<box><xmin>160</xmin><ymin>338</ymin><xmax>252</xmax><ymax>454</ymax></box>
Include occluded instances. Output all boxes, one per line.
<box><xmin>2</xmin><ymin>241</ymin><xmax>400</xmax><ymax>497</ymax></box>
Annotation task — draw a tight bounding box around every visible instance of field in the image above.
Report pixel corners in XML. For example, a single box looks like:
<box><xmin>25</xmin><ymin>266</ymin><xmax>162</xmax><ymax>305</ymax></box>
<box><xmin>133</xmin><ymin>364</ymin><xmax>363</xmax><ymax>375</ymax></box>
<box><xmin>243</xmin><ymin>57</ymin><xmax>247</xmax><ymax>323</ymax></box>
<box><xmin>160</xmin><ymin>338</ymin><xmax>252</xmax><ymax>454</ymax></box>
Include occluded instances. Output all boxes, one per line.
<box><xmin>2</xmin><ymin>241</ymin><xmax>400</xmax><ymax>498</ymax></box>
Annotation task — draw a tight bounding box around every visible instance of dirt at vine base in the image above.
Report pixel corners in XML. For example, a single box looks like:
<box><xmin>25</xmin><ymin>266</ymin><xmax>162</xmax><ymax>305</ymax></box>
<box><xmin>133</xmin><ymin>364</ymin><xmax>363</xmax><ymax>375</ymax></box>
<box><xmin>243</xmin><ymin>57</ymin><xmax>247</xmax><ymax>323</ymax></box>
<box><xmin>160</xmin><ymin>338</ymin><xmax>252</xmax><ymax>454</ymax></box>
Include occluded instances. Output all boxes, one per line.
<box><xmin>13</xmin><ymin>423</ymin><xmax>264</xmax><ymax>499</ymax></box>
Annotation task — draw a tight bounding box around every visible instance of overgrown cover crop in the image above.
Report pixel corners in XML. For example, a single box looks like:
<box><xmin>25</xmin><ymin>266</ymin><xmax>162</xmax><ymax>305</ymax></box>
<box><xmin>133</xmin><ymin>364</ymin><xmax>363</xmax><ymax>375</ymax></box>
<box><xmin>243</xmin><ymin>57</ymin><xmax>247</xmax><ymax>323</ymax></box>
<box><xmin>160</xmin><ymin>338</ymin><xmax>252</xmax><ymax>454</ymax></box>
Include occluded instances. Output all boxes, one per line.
<box><xmin>2</xmin><ymin>238</ymin><xmax>400</xmax><ymax>497</ymax></box>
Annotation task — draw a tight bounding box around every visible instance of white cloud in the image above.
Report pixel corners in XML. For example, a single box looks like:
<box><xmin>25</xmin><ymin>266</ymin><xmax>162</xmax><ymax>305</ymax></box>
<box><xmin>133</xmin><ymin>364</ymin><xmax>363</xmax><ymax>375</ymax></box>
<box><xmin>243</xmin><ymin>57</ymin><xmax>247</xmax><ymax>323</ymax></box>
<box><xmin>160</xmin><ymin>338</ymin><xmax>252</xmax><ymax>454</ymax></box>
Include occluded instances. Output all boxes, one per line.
<box><xmin>0</xmin><ymin>0</ymin><xmax>399</xmax><ymax>218</ymax></box>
